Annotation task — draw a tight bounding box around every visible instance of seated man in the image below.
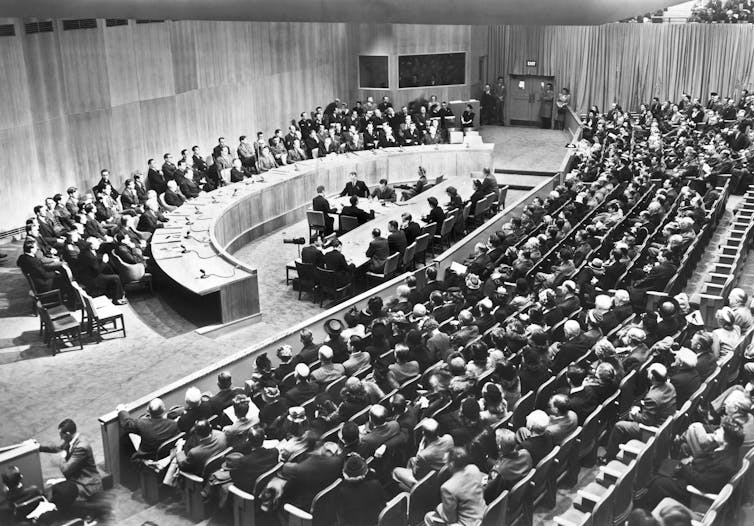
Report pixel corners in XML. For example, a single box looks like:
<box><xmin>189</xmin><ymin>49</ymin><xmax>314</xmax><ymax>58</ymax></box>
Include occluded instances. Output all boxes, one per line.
<box><xmin>207</xmin><ymin>371</ymin><xmax>245</xmax><ymax>417</ymax></box>
<box><xmin>310</xmin><ymin>345</ymin><xmax>346</xmax><ymax>385</ymax></box>
<box><xmin>371</xmin><ymin>178</ymin><xmax>396</xmax><ymax>202</ymax></box>
<box><xmin>365</xmin><ymin>228</ymin><xmax>389</xmax><ymax>272</ymax></box>
<box><xmin>285</xmin><ymin>363</ymin><xmax>321</xmax><ymax>405</ymax></box>
<box><xmin>359</xmin><ymin>405</ymin><xmax>401</xmax><ymax>457</ymax></box>
<box><xmin>136</xmin><ymin>201</ymin><xmax>167</xmax><ymax>234</ymax></box>
<box><xmin>603</xmin><ymin>363</ymin><xmax>676</xmax><ymax>460</ymax></box>
<box><xmin>387</xmin><ymin>220</ymin><xmax>407</xmax><ymax>256</ymax></box>
<box><xmin>321</xmin><ymin>238</ymin><xmax>354</xmax><ymax>288</ymax></box>
<box><xmin>484</xmin><ymin>428</ymin><xmax>532</xmax><ymax>502</ymax></box>
<box><xmin>229</xmin><ymin>427</ymin><xmax>279</xmax><ymax>492</ymax></box>
<box><xmin>424</xmin><ymin>448</ymin><xmax>485</xmax><ymax>526</ymax></box>
<box><xmin>637</xmin><ymin>415</ymin><xmax>744</xmax><ymax>510</ymax></box>
<box><xmin>340</xmin><ymin>171</ymin><xmax>369</xmax><ymax>198</ymax></box>
<box><xmin>78</xmin><ymin>236</ymin><xmax>127</xmax><ymax>304</ymax></box>
<box><xmin>117</xmin><ymin>398</ymin><xmax>179</xmax><ymax>458</ymax></box>
<box><xmin>39</xmin><ymin>419</ymin><xmax>103</xmax><ymax>509</ymax></box>
<box><xmin>400</xmin><ymin>212</ymin><xmax>422</xmax><ymax>245</ymax></box>
<box><xmin>223</xmin><ymin>395</ymin><xmax>258</xmax><ymax>451</ymax></box>
<box><xmin>340</xmin><ymin>195</ymin><xmax>374</xmax><ymax>225</ymax></box>
<box><xmin>392</xmin><ymin>418</ymin><xmax>453</xmax><ymax>491</ymax></box>
<box><xmin>176</xmin><ymin>386</ymin><xmax>214</xmax><ymax>433</ymax></box>
<box><xmin>114</xmin><ymin>233</ymin><xmax>145</xmax><ymax>267</ymax></box>
<box><xmin>515</xmin><ymin>410</ymin><xmax>554</xmax><ymax>465</ymax></box>
<box><xmin>312</xmin><ymin>185</ymin><xmax>337</xmax><ymax>236</ymax></box>
<box><xmin>176</xmin><ymin>419</ymin><xmax>228</xmax><ymax>476</ymax></box>
<box><xmin>388</xmin><ymin>344</ymin><xmax>420</xmax><ymax>385</ymax></box>
<box><xmin>16</xmin><ymin>240</ymin><xmax>65</xmax><ymax>293</ymax></box>
<box><xmin>274</xmin><ymin>441</ymin><xmax>344</xmax><ymax>511</ymax></box>
<box><xmin>163</xmin><ymin>179</ymin><xmax>185</xmax><ymax>208</ymax></box>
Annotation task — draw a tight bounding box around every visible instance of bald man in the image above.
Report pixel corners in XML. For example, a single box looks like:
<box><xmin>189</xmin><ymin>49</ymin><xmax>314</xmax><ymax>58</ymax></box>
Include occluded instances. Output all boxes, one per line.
<box><xmin>392</xmin><ymin>418</ymin><xmax>454</xmax><ymax>490</ymax></box>
<box><xmin>117</xmin><ymin>398</ymin><xmax>179</xmax><ymax>457</ymax></box>
<box><xmin>359</xmin><ymin>405</ymin><xmax>401</xmax><ymax>457</ymax></box>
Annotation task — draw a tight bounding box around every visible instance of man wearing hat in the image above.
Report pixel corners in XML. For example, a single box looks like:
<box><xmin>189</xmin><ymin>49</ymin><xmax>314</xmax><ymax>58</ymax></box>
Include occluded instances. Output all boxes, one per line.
<box><xmin>603</xmin><ymin>363</ymin><xmax>676</xmax><ymax>461</ymax></box>
<box><xmin>577</xmin><ymin>257</ymin><xmax>605</xmax><ymax>307</ymax></box>
<box><xmin>117</xmin><ymin>398</ymin><xmax>179</xmax><ymax>458</ymax></box>
<box><xmin>323</xmin><ymin>318</ymin><xmax>349</xmax><ymax>363</ymax></box>
<box><xmin>336</xmin><ymin>454</ymin><xmax>386</xmax><ymax>526</ymax></box>
<box><xmin>223</xmin><ymin>395</ymin><xmax>258</xmax><ymax>450</ymax></box>
<box><xmin>285</xmin><ymin>363</ymin><xmax>321</xmax><ymax>405</ymax></box>
<box><xmin>310</xmin><ymin>345</ymin><xmax>346</xmax><ymax>385</ymax></box>
<box><xmin>273</xmin><ymin>345</ymin><xmax>299</xmax><ymax>384</ymax></box>
<box><xmin>258</xmin><ymin>386</ymin><xmax>289</xmax><ymax>434</ymax></box>
<box><xmin>229</xmin><ymin>428</ymin><xmax>279</xmax><ymax>492</ymax></box>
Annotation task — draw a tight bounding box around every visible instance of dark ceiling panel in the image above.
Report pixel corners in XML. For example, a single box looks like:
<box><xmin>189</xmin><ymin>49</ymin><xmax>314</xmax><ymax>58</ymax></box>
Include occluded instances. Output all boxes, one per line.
<box><xmin>1</xmin><ymin>0</ymin><xmax>688</xmax><ymax>25</ymax></box>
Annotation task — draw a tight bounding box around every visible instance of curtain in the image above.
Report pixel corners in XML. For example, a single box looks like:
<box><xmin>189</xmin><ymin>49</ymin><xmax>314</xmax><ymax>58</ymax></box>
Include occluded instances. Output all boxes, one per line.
<box><xmin>488</xmin><ymin>24</ymin><xmax>754</xmax><ymax>114</ymax></box>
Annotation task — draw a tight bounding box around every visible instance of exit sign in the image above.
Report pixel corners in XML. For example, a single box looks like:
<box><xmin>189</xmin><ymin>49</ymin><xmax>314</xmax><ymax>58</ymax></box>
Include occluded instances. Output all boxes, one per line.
<box><xmin>526</xmin><ymin>59</ymin><xmax>537</xmax><ymax>67</ymax></box>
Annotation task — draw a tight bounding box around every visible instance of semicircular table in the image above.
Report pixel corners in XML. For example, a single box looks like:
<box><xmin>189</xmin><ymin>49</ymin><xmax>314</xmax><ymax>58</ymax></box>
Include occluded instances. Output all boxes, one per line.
<box><xmin>150</xmin><ymin>143</ymin><xmax>494</xmax><ymax>328</ymax></box>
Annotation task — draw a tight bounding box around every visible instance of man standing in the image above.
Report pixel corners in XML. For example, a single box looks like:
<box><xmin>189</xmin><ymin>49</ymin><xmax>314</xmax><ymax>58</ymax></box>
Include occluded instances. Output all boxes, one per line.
<box><xmin>495</xmin><ymin>76</ymin><xmax>506</xmax><ymax>125</ymax></box>
<box><xmin>147</xmin><ymin>158</ymin><xmax>167</xmax><ymax>195</ymax></box>
<box><xmin>480</xmin><ymin>83</ymin><xmax>496</xmax><ymax>126</ymax></box>
<box><xmin>340</xmin><ymin>172</ymin><xmax>369</xmax><ymax>198</ymax></box>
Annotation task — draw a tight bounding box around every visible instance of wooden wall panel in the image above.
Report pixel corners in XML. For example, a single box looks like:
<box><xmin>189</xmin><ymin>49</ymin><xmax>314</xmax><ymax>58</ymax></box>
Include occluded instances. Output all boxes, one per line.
<box><xmin>103</xmin><ymin>24</ymin><xmax>140</xmax><ymax>107</ymax></box>
<box><xmin>21</xmin><ymin>31</ymin><xmax>66</xmax><ymax>123</ymax></box>
<box><xmin>58</xmin><ymin>24</ymin><xmax>110</xmax><ymax>114</ymax></box>
<box><xmin>0</xmin><ymin>28</ymin><xmax>32</xmax><ymax>129</ymax></box>
<box><xmin>132</xmin><ymin>22</ymin><xmax>175</xmax><ymax>101</ymax></box>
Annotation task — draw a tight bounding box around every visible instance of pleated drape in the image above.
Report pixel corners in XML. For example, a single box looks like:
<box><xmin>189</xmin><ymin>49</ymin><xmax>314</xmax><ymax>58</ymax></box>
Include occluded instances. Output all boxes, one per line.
<box><xmin>488</xmin><ymin>24</ymin><xmax>754</xmax><ymax>114</ymax></box>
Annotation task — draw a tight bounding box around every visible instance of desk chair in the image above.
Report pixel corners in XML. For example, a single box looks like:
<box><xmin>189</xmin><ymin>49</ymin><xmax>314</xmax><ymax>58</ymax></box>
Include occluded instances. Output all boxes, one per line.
<box><xmin>366</xmin><ymin>253</ymin><xmax>401</xmax><ymax>285</ymax></box>
<box><xmin>307</xmin><ymin>210</ymin><xmax>327</xmax><ymax>241</ymax></box>
<box><xmin>314</xmin><ymin>267</ymin><xmax>352</xmax><ymax>307</ymax></box>
<box><xmin>339</xmin><ymin>215</ymin><xmax>360</xmax><ymax>234</ymax></box>
<box><xmin>294</xmin><ymin>261</ymin><xmax>318</xmax><ymax>301</ymax></box>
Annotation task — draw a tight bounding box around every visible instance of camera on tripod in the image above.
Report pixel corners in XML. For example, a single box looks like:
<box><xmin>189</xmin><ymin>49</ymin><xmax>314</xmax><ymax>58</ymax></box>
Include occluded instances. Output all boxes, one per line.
<box><xmin>283</xmin><ymin>237</ymin><xmax>306</xmax><ymax>245</ymax></box>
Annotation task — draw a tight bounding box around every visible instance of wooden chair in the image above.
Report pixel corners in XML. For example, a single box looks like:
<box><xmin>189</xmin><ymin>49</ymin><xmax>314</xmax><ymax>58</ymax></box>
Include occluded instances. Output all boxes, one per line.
<box><xmin>72</xmin><ymin>282</ymin><xmax>126</xmax><ymax>340</ymax></box>
<box><xmin>555</xmin><ymin>426</ymin><xmax>582</xmax><ymax>487</ymax></box>
<box><xmin>314</xmin><ymin>267</ymin><xmax>352</xmax><ymax>307</ymax></box>
<box><xmin>413</xmin><ymin>233</ymin><xmax>431</xmax><ymax>266</ymax></box>
<box><xmin>325</xmin><ymin>376</ymin><xmax>348</xmax><ymax>402</ymax></box>
<box><xmin>402</xmin><ymin>242</ymin><xmax>417</xmax><ymax>271</ymax></box>
<box><xmin>339</xmin><ymin>215</ymin><xmax>360</xmax><ymax>234</ymax></box>
<box><xmin>134</xmin><ymin>432</ymin><xmax>185</xmax><ymax>504</ymax></box>
<box><xmin>508</xmin><ymin>391</ymin><xmax>534</xmax><ymax>430</ymax></box>
<box><xmin>294</xmin><ymin>261</ymin><xmax>318</xmax><ymax>301</ymax></box>
<box><xmin>111</xmin><ymin>251</ymin><xmax>153</xmax><ymax>293</ymax></box>
<box><xmin>534</xmin><ymin>376</ymin><xmax>558</xmax><ymax>410</ymax></box>
<box><xmin>378</xmin><ymin>492</ymin><xmax>408</xmax><ymax>526</ymax></box>
<box><xmin>581</xmin><ymin>459</ymin><xmax>638</xmax><ymax>525</ymax></box>
<box><xmin>434</xmin><ymin>216</ymin><xmax>455</xmax><ymax>251</ymax></box>
<box><xmin>366</xmin><ymin>253</ymin><xmax>401</xmax><ymax>285</ymax></box>
<box><xmin>306</xmin><ymin>210</ymin><xmax>327</xmax><ymax>241</ymax></box>
<box><xmin>283</xmin><ymin>477</ymin><xmax>341</xmax><ymax>526</ymax></box>
<box><xmin>28</xmin><ymin>285</ymin><xmax>73</xmax><ymax>336</ymax></box>
<box><xmin>158</xmin><ymin>192</ymin><xmax>177</xmax><ymax>212</ymax></box>
<box><xmin>505</xmin><ymin>468</ymin><xmax>535</xmax><ymax>526</ymax></box>
<box><xmin>421</xmin><ymin>222</ymin><xmax>437</xmax><ymax>255</ymax></box>
<box><xmin>37</xmin><ymin>300</ymin><xmax>83</xmax><ymax>356</ymax></box>
<box><xmin>481</xmin><ymin>485</ymin><xmax>508</xmax><ymax>526</ymax></box>
<box><xmin>554</xmin><ymin>483</ymin><xmax>615</xmax><ymax>526</ymax></box>
<box><xmin>531</xmin><ymin>445</ymin><xmax>560</xmax><ymax>510</ymax></box>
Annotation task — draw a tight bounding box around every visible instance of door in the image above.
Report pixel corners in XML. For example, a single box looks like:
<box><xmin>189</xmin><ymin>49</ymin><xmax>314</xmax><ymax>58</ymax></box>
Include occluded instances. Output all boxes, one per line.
<box><xmin>508</xmin><ymin>75</ymin><xmax>554</xmax><ymax>126</ymax></box>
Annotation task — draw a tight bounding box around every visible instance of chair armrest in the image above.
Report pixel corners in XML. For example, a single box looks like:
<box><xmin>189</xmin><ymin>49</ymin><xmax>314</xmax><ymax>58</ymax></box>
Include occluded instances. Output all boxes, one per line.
<box><xmin>228</xmin><ymin>484</ymin><xmax>255</xmax><ymax>501</ymax></box>
<box><xmin>618</xmin><ymin>442</ymin><xmax>643</xmax><ymax>457</ymax></box>
<box><xmin>283</xmin><ymin>503</ymin><xmax>313</xmax><ymax>521</ymax></box>
<box><xmin>638</xmin><ymin>424</ymin><xmax>658</xmax><ymax>440</ymax></box>
<box><xmin>686</xmin><ymin>485</ymin><xmax>718</xmax><ymax>503</ymax></box>
<box><xmin>178</xmin><ymin>470</ymin><xmax>204</xmax><ymax>483</ymax></box>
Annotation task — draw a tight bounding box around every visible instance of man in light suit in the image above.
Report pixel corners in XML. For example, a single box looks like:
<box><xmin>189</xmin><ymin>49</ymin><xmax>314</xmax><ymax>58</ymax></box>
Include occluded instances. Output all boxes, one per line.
<box><xmin>603</xmin><ymin>363</ymin><xmax>677</xmax><ymax>460</ymax></box>
<box><xmin>365</xmin><ymin>228</ymin><xmax>389</xmax><ymax>272</ymax></box>
<box><xmin>425</xmin><ymin>448</ymin><xmax>485</xmax><ymax>526</ymax></box>
<box><xmin>393</xmin><ymin>418</ymin><xmax>454</xmax><ymax>490</ymax></box>
<box><xmin>39</xmin><ymin>418</ymin><xmax>103</xmax><ymax>508</ymax></box>
<box><xmin>340</xmin><ymin>171</ymin><xmax>369</xmax><ymax>198</ymax></box>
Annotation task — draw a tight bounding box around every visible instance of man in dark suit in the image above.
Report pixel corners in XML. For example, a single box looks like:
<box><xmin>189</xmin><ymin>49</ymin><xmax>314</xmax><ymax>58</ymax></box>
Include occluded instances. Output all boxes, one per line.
<box><xmin>120</xmin><ymin>179</ymin><xmax>142</xmax><ymax>212</ymax></box>
<box><xmin>604</xmin><ymin>363</ymin><xmax>676</xmax><ymax>460</ymax></box>
<box><xmin>117</xmin><ymin>398</ymin><xmax>179</xmax><ymax>458</ymax></box>
<box><xmin>162</xmin><ymin>153</ymin><xmax>180</xmax><ymax>181</ymax></box>
<box><xmin>207</xmin><ymin>372</ymin><xmax>245</xmax><ymax>416</ymax></box>
<box><xmin>278</xmin><ymin>442</ymin><xmax>344</xmax><ymax>510</ymax></box>
<box><xmin>400</xmin><ymin>212</ymin><xmax>422</xmax><ymax>245</ymax></box>
<box><xmin>387</xmin><ymin>220</ymin><xmax>407</xmax><ymax>256</ymax></box>
<box><xmin>147</xmin><ymin>158</ymin><xmax>167</xmax><ymax>195</ymax></box>
<box><xmin>212</xmin><ymin>137</ymin><xmax>230</xmax><ymax>159</ymax></box>
<box><xmin>191</xmin><ymin>145</ymin><xmax>209</xmax><ymax>176</ymax></box>
<box><xmin>358</xmin><ymin>405</ymin><xmax>401</xmax><ymax>457</ymax></box>
<box><xmin>669</xmin><ymin>348</ymin><xmax>702</xmax><ymax>408</ymax></box>
<box><xmin>284</xmin><ymin>363</ymin><xmax>321</xmax><ymax>405</ymax></box>
<box><xmin>229</xmin><ymin>428</ymin><xmax>279</xmax><ymax>492</ymax></box>
<box><xmin>480</xmin><ymin>168</ymin><xmax>499</xmax><ymax>196</ymax></box>
<box><xmin>321</xmin><ymin>238</ymin><xmax>354</xmax><ymax>287</ymax></box>
<box><xmin>638</xmin><ymin>415</ymin><xmax>743</xmax><ymax>510</ymax></box>
<box><xmin>175</xmin><ymin>166</ymin><xmax>201</xmax><ymax>199</ymax></box>
<box><xmin>301</xmin><ymin>238</ymin><xmax>324</xmax><ymax>267</ymax></box>
<box><xmin>313</xmin><ymin>185</ymin><xmax>337</xmax><ymax>236</ymax></box>
<box><xmin>340</xmin><ymin>171</ymin><xmax>369</xmax><ymax>198</ymax></box>
<box><xmin>176</xmin><ymin>419</ymin><xmax>228</xmax><ymax>475</ymax></box>
<box><xmin>340</xmin><ymin>195</ymin><xmax>374</xmax><ymax>225</ymax></box>
<box><xmin>422</xmin><ymin>196</ymin><xmax>446</xmax><ymax>227</ymax></box>
<box><xmin>77</xmin><ymin>237</ymin><xmax>126</xmax><ymax>303</ymax></box>
<box><xmin>600</xmin><ymin>289</ymin><xmax>633</xmax><ymax>333</ymax></box>
<box><xmin>137</xmin><ymin>202</ymin><xmax>166</xmax><ymax>234</ymax></box>
<box><xmin>630</xmin><ymin>250</ymin><xmax>677</xmax><ymax>305</ymax></box>
<box><xmin>39</xmin><ymin>419</ymin><xmax>103</xmax><ymax>506</ymax></box>
<box><xmin>516</xmin><ymin>410</ymin><xmax>554</xmax><ymax>465</ymax></box>
<box><xmin>17</xmin><ymin>240</ymin><xmax>62</xmax><ymax>292</ymax></box>
<box><xmin>229</xmin><ymin>158</ymin><xmax>247</xmax><ymax>183</ymax></box>
<box><xmin>365</xmin><ymin>228</ymin><xmax>389</xmax><ymax>272</ymax></box>
<box><xmin>133</xmin><ymin>174</ymin><xmax>149</xmax><ymax>204</ymax></box>
<box><xmin>552</xmin><ymin>320</ymin><xmax>593</xmax><ymax>372</ymax></box>
<box><xmin>164</xmin><ymin>180</ymin><xmax>185</xmax><ymax>207</ymax></box>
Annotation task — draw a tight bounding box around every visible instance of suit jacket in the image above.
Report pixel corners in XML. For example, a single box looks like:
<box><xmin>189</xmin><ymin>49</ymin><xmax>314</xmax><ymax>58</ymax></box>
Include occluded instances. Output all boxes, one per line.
<box><xmin>569</xmin><ymin>383</ymin><xmax>617</xmax><ymax>424</ymax></box>
<box><xmin>285</xmin><ymin>381</ymin><xmax>321</xmax><ymax>405</ymax></box>
<box><xmin>118</xmin><ymin>411</ymin><xmax>179</xmax><ymax>457</ymax></box>
<box><xmin>279</xmin><ymin>452</ymin><xmax>344</xmax><ymax>509</ymax></box>
<box><xmin>162</xmin><ymin>161</ymin><xmax>180</xmax><ymax>180</ymax></box>
<box><xmin>601</xmin><ymin>304</ymin><xmax>634</xmax><ymax>333</ymax></box>
<box><xmin>359</xmin><ymin>421</ymin><xmax>401</xmax><ymax>457</ymax></box>
<box><xmin>341</xmin><ymin>205</ymin><xmax>373</xmax><ymax>225</ymax></box>
<box><xmin>230</xmin><ymin>447</ymin><xmax>279</xmax><ymax>493</ymax></box>
<box><xmin>301</xmin><ymin>245</ymin><xmax>324</xmax><ymax>267</ymax></box>
<box><xmin>180</xmin><ymin>430</ymin><xmax>228</xmax><ymax>475</ymax></box>
<box><xmin>148</xmin><ymin>168</ymin><xmax>167</xmax><ymax>194</ymax></box>
<box><xmin>17</xmin><ymin>253</ymin><xmax>56</xmax><ymax>292</ymax></box>
<box><xmin>486</xmin><ymin>450</ymin><xmax>532</xmax><ymax>501</ymax></box>
<box><xmin>388</xmin><ymin>230</ymin><xmax>408</xmax><ymax>255</ymax></box>
<box><xmin>519</xmin><ymin>433</ymin><xmax>553</xmax><ymax>466</ymax></box>
<box><xmin>55</xmin><ymin>435</ymin><xmax>103</xmax><ymax>498</ymax></box>
<box><xmin>411</xmin><ymin>434</ymin><xmax>454</xmax><ymax>479</ymax></box>
<box><xmin>402</xmin><ymin>221</ymin><xmax>422</xmax><ymax>245</ymax></box>
<box><xmin>633</xmin><ymin>382</ymin><xmax>676</xmax><ymax>426</ymax></box>
<box><xmin>670</xmin><ymin>366</ymin><xmax>701</xmax><ymax>407</ymax></box>
<box><xmin>312</xmin><ymin>194</ymin><xmax>335</xmax><ymax>215</ymax></box>
<box><xmin>677</xmin><ymin>446</ymin><xmax>740</xmax><ymax>494</ymax></box>
<box><xmin>208</xmin><ymin>387</ymin><xmax>245</xmax><ymax>416</ymax></box>
<box><xmin>177</xmin><ymin>175</ymin><xmax>201</xmax><ymax>199</ymax></box>
<box><xmin>635</xmin><ymin>261</ymin><xmax>677</xmax><ymax>290</ymax></box>
<box><xmin>164</xmin><ymin>189</ymin><xmax>185</xmax><ymax>207</ymax></box>
<box><xmin>120</xmin><ymin>189</ymin><xmax>141</xmax><ymax>210</ymax></box>
<box><xmin>426</xmin><ymin>206</ymin><xmax>446</xmax><ymax>227</ymax></box>
<box><xmin>287</xmin><ymin>147</ymin><xmax>307</xmax><ymax>162</ymax></box>
<box><xmin>115</xmin><ymin>244</ymin><xmax>145</xmax><ymax>265</ymax></box>
<box><xmin>230</xmin><ymin>167</ymin><xmax>246</xmax><ymax>183</ymax></box>
<box><xmin>553</xmin><ymin>333</ymin><xmax>592</xmax><ymax>372</ymax></box>
<box><xmin>433</xmin><ymin>464</ymin><xmax>485</xmax><ymax>526</ymax></box>
<box><xmin>322</xmin><ymin>250</ymin><xmax>350</xmax><ymax>273</ymax></box>
<box><xmin>77</xmin><ymin>249</ymin><xmax>108</xmax><ymax>287</ymax></box>
<box><xmin>137</xmin><ymin>209</ymin><xmax>164</xmax><ymax>233</ymax></box>
<box><xmin>366</xmin><ymin>236</ymin><xmax>390</xmax><ymax>271</ymax></box>
<box><xmin>337</xmin><ymin>479</ymin><xmax>387</xmax><ymax>526</ymax></box>
<box><xmin>340</xmin><ymin>180</ymin><xmax>370</xmax><ymax>198</ymax></box>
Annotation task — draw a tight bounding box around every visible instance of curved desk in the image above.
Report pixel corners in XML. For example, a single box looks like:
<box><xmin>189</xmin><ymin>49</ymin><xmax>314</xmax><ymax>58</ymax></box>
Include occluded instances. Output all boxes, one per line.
<box><xmin>151</xmin><ymin>144</ymin><xmax>494</xmax><ymax>326</ymax></box>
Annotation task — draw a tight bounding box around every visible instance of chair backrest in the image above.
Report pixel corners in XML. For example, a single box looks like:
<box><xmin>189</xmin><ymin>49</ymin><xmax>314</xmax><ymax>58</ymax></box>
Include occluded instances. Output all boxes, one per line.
<box><xmin>402</xmin><ymin>242</ymin><xmax>417</xmax><ymax>267</ymax></box>
<box><xmin>534</xmin><ymin>376</ymin><xmax>557</xmax><ymax>410</ymax></box>
<box><xmin>111</xmin><ymin>250</ymin><xmax>146</xmax><ymax>282</ymax></box>
<box><xmin>414</xmin><ymin>234</ymin><xmax>430</xmax><ymax>255</ymax></box>
<box><xmin>253</xmin><ymin>462</ymin><xmax>283</xmax><ymax>496</ymax></box>
<box><xmin>617</xmin><ymin>370</ymin><xmax>637</xmax><ymax>417</ymax></box>
<box><xmin>295</xmin><ymin>261</ymin><xmax>317</xmax><ymax>284</ymax></box>
<box><xmin>408</xmin><ymin>470</ymin><xmax>440</xmax><ymax>525</ymax></box>
<box><xmin>155</xmin><ymin>432</ymin><xmax>185</xmax><ymax>460</ymax></box>
<box><xmin>591</xmin><ymin>483</ymin><xmax>615</xmax><ymax>526</ymax></box>
<box><xmin>158</xmin><ymin>193</ymin><xmax>175</xmax><ymax>211</ymax></box>
<box><xmin>461</xmin><ymin>201</ymin><xmax>472</xmax><ymax>222</ymax></box>
<box><xmin>201</xmin><ymin>447</ymin><xmax>232</xmax><ymax>480</ymax></box>
<box><xmin>510</xmin><ymin>391</ymin><xmax>535</xmax><ymax>430</ymax></box>
<box><xmin>507</xmin><ymin>468</ymin><xmax>535</xmax><ymax>522</ymax></box>
<box><xmin>383</xmin><ymin>252</ymin><xmax>401</xmax><ymax>277</ymax></box>
<box><xmin>311</xmin><ymin>478</ymin><xmax>341</xmax><ymax>526</ymax></box>
<box><xmin>422</xmin><ymin>222</ymin><xmax>437</xmax><ymax>238</ymax></box>
<box><xmin>579</xmin><ymin>409</ymin><xmax>601</xmax><ymax>458</ymax></box>
<box><xmin>481</xmin><ymin>487</ymin><xmax>509</xmax><ymax>526</ymax></box>
<box><xmin>531</xmin><ymin>445</ymin><xmax>560</xmax><ymax>503</ymax></box>
<box><xmin>652</xmin><ymin>416</ymin><xmax>674</xmax><ymax>470</ymax></box>
<box><xmin>325</xmin><ymin>376</ymin><xmax>347</xmax><ymax>401</ymax></box>
<box><xmin>632</xmin><ymin>435</ymin><xmax>656</xmax><ymax>495</ymax></box>
<box><xmin>340</xmin><ymin>215</ymin><xmax>360</xmax><ymax>233</ymax></box>
<box><xmin>349</xmin><ymin>405</ymin><xmax>372</xmax><ymax>425</ymax></box>
<box><xmin>612</xmin><ymin>459</ymin><xmax>638</xmax><ymax>523</ymax></box>
<box><xmin>307</xmin><ymin>210</ymin><xmax>326</xmax><ymax>228</ymax></box>
<box><xmin>378</xmin><ymin>492</ymin><xmax>408</xmax><ymax>526</ymax></box>
<box><xmin>440</xmin><ymin>216</ymin><xmax>455</xmax><ymax>237</ymax></box>
<box><xmin>314</xmin><ymin>267</ymin><xmax>338</xmax><ymax>291</ymax></box>
<box><xmin>555</xmin><ymin>426</ymin><xmax>581</xmax><ymax>483</ymax></box>
<box><xmin>71</xmin><ymin>282</ymin><xmax>98</xmax><ymax>321</ymax></box>
<box><xmin>499</xmin><ymin>185</ymin><xmax>509</xmax><ymax>208</ymax></box>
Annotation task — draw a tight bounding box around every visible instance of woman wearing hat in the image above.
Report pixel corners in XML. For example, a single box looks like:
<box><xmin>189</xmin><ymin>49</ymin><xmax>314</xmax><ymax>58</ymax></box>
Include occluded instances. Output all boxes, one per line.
<box><xmin>711</xmin><ymin>306</ymin><xmax>742</xmax><ymax>359</ymax></box>
<box><xmin>336</xmin><ymin>454</ymin><xmax>386</xmax><ymax>526</ymax></box>
<box><xmin>278</xmin><ymin>407</ymin><xmax>312</xmax><ymax>461</ymax></box>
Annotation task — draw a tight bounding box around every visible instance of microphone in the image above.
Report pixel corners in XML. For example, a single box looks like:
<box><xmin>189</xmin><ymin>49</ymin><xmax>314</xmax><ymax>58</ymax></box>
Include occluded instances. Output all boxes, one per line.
<box><xmin>232</xmin><ymin>188</ymin><xmax>238</xmax><ymax>197</ymax></box>
<box><xmin>194</xmin><ymin>206</ymin><xmax>200</xmax><ymax>214</ymax></box>
<box><xmin>199</xmin><ymin>269</ymin><xmax>207</xmax><ymax>279</ymax></box>
<box><xmin>185</xmin><ymin>216</ymin><xmax>193</xmax><ymax>225</ymax></box>
<box><xmin>180</xmin><ymin>244</ymin><xmax>187</xmax><ymax>253</ymax></box>
<box><xmin>184</xmin><ymin>231</ymin><xmax>191</xmax><ymax>239</ymax></box>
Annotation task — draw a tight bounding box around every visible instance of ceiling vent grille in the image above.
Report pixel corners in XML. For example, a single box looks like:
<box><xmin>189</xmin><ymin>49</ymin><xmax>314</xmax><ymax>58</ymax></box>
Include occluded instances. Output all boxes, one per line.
<box><xmin>25</xmin><ymin>21</ymin><xmax>54</xmax><ymax>34</ymax></box>
<box><xmin>105</xmin><ymin>19</ymin><xmax>128</xmax><ymax>27</ymax></box>
<box><xmin>135</xmin><ymin>20</ymin><xmax>164</xmax><ymax>24</ymax></box>
<box><xmin>0</xmin><ymin>24</ymin><xmax>16</xmax><ymax>37</ymax></box>
<box><xmin>62</xmin><ymin>19</ymin><xmax>97</xmax><ymax>31</ymax></box>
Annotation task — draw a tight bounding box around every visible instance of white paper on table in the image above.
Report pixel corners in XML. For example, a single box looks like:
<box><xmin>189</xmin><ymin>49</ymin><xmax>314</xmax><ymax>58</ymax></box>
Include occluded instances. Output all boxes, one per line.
<box><xmin>449</xmin><ymin>261</ymin><xmax>468</xmax><ymax>275</ymax></box>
